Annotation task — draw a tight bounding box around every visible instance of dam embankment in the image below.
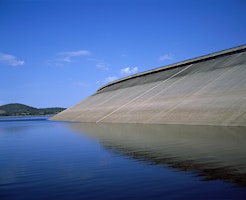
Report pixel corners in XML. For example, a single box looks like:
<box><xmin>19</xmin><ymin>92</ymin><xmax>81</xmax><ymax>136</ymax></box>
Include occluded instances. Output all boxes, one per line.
<box><xmin>52</xmin><ymin>45</ymin><xmax>246</xmax><ymax>126</ymax></box>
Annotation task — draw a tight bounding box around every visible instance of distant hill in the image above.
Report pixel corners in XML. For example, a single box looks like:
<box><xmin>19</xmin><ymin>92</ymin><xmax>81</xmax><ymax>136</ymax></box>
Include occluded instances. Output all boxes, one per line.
<box><xmin>0</xmin><ymin>103</ymin><xmax>66</xmax><ymax>116</ymax></box>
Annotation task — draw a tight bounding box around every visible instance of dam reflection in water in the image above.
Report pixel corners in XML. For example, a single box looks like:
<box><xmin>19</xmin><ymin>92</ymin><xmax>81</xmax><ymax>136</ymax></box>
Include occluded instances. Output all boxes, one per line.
<box><xmin>70</xmin><ymin>123</ymin><xmax>246</xmax><ymax>187</ymax></box>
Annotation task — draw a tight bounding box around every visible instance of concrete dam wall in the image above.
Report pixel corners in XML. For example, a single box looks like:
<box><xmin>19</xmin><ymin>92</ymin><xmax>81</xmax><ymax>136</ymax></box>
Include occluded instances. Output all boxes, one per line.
<box><xmin>52</xmin><ymin>45</ymin><xmax>246</xmax><ymax>126</ymax></box>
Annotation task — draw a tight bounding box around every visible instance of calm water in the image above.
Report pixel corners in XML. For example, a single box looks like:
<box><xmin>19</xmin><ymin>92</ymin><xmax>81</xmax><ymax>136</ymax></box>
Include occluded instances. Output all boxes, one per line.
<box><xmin>0</xmin><ymin>117</ymin><xmax>246</xmax><ymax>200</ymax></box>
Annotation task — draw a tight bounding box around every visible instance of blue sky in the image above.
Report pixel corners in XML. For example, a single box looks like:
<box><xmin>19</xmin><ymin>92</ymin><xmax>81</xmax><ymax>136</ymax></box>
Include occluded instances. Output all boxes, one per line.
<box><xmin>0</xmin><ymin>0</ymin><xmax>246</xmax><ymax>108</ymax></box>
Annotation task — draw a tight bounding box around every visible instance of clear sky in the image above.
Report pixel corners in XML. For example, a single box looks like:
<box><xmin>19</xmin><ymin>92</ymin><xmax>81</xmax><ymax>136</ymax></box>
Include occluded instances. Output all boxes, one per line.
<box><xmin>1</xmin><ymin>0</ymin><xmax>246</xmax><ymax>108</ymax></box>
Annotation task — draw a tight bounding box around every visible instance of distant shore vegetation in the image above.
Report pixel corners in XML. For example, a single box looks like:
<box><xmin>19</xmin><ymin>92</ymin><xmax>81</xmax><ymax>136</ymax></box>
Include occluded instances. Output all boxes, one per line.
<box><xmin>0</xmin><ymin>103</ymin><xmax>66</xmax><ymax>117</ymax></box>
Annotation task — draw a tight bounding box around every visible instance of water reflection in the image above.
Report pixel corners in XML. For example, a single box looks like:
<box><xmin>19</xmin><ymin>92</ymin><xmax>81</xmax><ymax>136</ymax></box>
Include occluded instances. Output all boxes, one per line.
<box><xmin>69</xmin><ymin>123</ymin><xmax>246</xmax><ymax>187</ymax></box>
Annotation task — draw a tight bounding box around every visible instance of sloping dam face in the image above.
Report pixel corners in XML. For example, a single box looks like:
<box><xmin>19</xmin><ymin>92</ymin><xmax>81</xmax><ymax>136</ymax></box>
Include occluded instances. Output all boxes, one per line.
<box><xmin>52</xmin><ymin>45</ymin><xmax>246</xmax><ymax>126</ymax></box>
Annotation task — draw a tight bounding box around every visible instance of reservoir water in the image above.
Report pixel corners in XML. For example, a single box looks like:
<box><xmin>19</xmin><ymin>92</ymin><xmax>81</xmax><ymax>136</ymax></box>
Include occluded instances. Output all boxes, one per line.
<box><xmin>0</xmin><ymin>116</ymin><xmax>246</xmax><ymax>199</ymax></box>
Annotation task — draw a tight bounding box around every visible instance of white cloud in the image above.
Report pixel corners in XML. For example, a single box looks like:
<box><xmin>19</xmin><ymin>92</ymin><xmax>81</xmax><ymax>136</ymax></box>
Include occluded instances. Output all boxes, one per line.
<box><xmin>87</xmin><ymin>58</ymin><xmax>110</xmax><ymax>71</ymax></box>
<box><xmin>0</xmin><ymin>53</ymin><xmax>25</xmax><ymax>66</ymax></box>
<box><xmin>96</xmin><ymin>63</ymin><xmax>109</xmax><ymax>71</ymax></box>
<box><xmin>60</xmin><ymin>56</ymin><xmax>72</xmax><ymax>63</ymax></box>
<box><xmin>120</xmin><ymin>67</ymin><xmax>138</xmax><ymax>76</ymax></box>
<box><xmin>104</xmin><ymin>76</ymin><xmax>118</xmax><ymax>83</ymax></box>
<box><xmin>59</xmin><ymin>50</ymin><xmax>91</xmax><ymax>57</ymax></box>
<box><xmin>47</xmin><ymin>50</ymin><xmax>91</xmax><ymax>66</ymax></box>
<box><xmin>102</xmin><ymin>67</ymin><xmax>138</xmax><ymax>85</ymax></box>
<box><xmin>75</xmin><ymin>81</ymin><xmax>89</xmax><ymax>87</ymax></box>
<box><xmin>47</xmin><ymin>60</ymin><xmax>64</xmax><ymax>67</ymax></box>
<box><xmin>159</xmin><ymin>53</ymin><xmax>174</xmax><ymax>61</ymax></box>
<box><xmin>58</xmin><ymin>50</ymin><xmax>91</xmax><ymax>63</ymax></box>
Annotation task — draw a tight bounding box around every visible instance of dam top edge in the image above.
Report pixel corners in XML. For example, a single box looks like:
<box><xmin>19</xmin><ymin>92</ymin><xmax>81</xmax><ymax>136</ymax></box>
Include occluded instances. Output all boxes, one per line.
<box><xmin>97</xmin><ymin>44</ymin><xmax>246</xmax><ymax>93</ymax></box>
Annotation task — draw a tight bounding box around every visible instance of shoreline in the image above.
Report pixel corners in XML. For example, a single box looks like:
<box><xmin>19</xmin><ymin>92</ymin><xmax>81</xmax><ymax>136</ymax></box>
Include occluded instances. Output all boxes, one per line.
<box><xmin>0</xmin><ymin>115</ymin><xmax>53</xmax><ymax>119</ymax></box>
